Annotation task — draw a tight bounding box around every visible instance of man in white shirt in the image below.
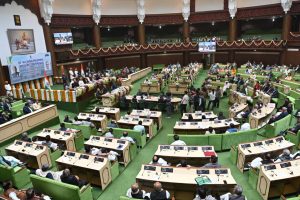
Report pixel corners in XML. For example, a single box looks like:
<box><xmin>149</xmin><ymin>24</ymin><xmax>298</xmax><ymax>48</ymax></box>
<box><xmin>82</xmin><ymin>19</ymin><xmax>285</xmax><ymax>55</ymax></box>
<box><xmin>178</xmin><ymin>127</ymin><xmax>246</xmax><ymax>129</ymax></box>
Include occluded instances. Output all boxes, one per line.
<box><xmin>126</xmin><ymin>183</ymin><xmax>147</xmax><ymax>199</ymax></box>
<box><xmin>72</xmin><ymin>117</ymin><xmax>83</xmax><ymax>125</ymax></box>
<box><xmin>149</xmin><ymin>155</ymin><xmax>169</xmax><ymax>166</ymax></box>
<box><xmin>240</xmin><ymin>119</ymin><xmax>250</xmax><ymax>131</ymax></box>
<box><xmin>207</xmin><ymin>89</ymin><xmax>216</xmax><ymax>110</ymax></box>
<box><xmin>180</xmin><ymin>91</ymin><xmax>189</xmax><ymax>115</ymax></box>
<box><xmin>104</xmin><ymin>128</ymin><xmax>114</xmax><ymax>138</ymax></box>
<box><xmin>133</xmin><ymin>121</ymin><xmax>146</xmax><ymax>135</ymax></box>
<box><xmin>170</xmin><ymin>134</ymin><xmax>186</xmax><ymax>146</ymax></box>
<box><xmin>120</xmin><ymin>131</ymin><xmax>135</xmax><ymax>144</ymax></box>
<box><xmin>4</xmin><ymin>81</ymin><xmax>12</xmax><ymax>96</ymax></box>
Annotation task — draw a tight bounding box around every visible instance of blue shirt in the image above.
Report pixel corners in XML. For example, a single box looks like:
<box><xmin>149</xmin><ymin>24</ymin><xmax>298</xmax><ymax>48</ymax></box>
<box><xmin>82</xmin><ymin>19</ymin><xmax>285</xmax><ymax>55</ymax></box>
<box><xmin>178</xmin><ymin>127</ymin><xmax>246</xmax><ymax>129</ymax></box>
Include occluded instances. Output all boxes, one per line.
<box><xmin>226</xmin><ymin>128</ymin><xmax>238</xmax><ymax>133</ymax></box>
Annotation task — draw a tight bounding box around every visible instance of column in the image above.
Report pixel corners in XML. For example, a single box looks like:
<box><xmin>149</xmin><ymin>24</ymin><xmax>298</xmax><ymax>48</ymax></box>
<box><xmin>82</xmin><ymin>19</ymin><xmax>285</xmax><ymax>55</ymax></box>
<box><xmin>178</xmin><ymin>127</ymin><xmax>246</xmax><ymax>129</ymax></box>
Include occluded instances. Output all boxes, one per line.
<box><xmin>228</xmin><ymin>18</ymin><xmax>237</xmax><ymax>42</ymax></box>
<box><xmin>228</xmin><ymin>50</ymin><xmax>235</xmax><ymax>63</ymax></box>
<box><xmin>183</xmin><ymin>51</ymin><xmax>190</xmax><ymax>66</ymax></box>
<box><xmin>42</xmin><ymin>24</ymin><xmax>58</xmax><ymax>77</ymax></box>
<box><xmin>140</xmin><ymin>54</ymin><xmax>147</xmax><ymax>68</ymax></box>
<box><xmin>93</xmin><ymin>24</ymin><xmax>101</xmax><ymax>48</ymax></box>
<box><xmin>138</xmin><ymin>23</ymin><xmax>146</xmax><ymax>45</ymax></box>
<box><xmin>183</xmin><ymin>21</ymin><xmax>190</xmax><ymax>42</ymax></box>
<box><xmin>0</xmin><ymin>65</ymin><xmax>6</xmax><ymax>96</ymax></box>
<box><xmin>282</xmin><ymin>14</ymin><xmax>292</xmax><ymax>40</ymax></box>
<box><xmin>280</xmin><ymin>50</ymin><xmax>287</xmax><ymax>65</ymax></box>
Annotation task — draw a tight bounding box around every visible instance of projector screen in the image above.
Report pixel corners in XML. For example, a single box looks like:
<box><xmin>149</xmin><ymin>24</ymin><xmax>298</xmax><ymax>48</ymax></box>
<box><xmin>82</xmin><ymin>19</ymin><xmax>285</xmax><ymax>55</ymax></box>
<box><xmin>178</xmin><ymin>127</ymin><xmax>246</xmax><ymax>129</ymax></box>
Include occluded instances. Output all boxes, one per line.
<box><xmin>7</xmin><ymin>52</ymin><xmax>53</xmax><ymax>84</ymax></box>
<box><xmin>54</xmin><ymin>32</ymin><xmax>73</xmax><ymax>45</ymax></box>
<box><xmin>198</xmin><ymin>42</ymin><xmax>216</xmax><ymax>52</ymax></box>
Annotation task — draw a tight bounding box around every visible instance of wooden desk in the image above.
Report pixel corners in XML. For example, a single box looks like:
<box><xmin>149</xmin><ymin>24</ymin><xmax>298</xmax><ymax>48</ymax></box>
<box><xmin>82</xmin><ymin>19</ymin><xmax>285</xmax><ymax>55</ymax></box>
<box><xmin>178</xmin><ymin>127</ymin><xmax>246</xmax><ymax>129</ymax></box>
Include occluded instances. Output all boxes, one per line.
<box><xmin>6</xmin><ymin>140</ymin><xmax>52</xmax><ymax>169</ymax></box>
<box><xmin>257</xmin><ymin>91</ymin><xmax>271</xmax><ymax>105</ymax></box>
<box><xmin>168</xmin><ymin>84</ymin><xmax>188</xmax><ymax>95</ymax></box>
<box><xmin>236</xmin><ymin>136</ymin><xmax>294</xmax><ymax>173</ymax></box>
<box><xmin>154</xmin><ymin>145</ymin><xmax>217</xmax><ymax>167</ymax></box>
<box><xmin>229</xmin><ymin>90</ymin><xmax>249</xmax><ymax>104</ymax></box>
<box><xmin>121</xmin><ymin>67</ymin><xmax>152</xmax><ymax>86</ymax></box>
<box><xmin>181</xmin><ymin>112</ymin><xmax>218</xmax><ymax>121</ymax></box>
<box><xmin>117</xmin><ymin>116</ymin><xmax>154</xmax><ymax>138</ymax></box>
<box><xmin>56</xmin><ymin>151</ymin><xmax>112</xmax><ymax>189</ymax></box>
<box><xmin>136</xmin><ymin>165</ymin><xmax>236</xmax><ymax>200</ymax></box>
<box><xmin>101</xmin><ymin>86</ymin><xmax>131</xmax><ymax>107</ymax></box>
<box><xmin>78</xmin><ymin>113</ymin><xmax>107</xmax><ymax>130</ymax></box>
<box><xmin>141</xmin><ymin>83</ymin><xmax>161</xmax><ymax>94</ymax></box>
<box><xmin>0</xmin><ymin>105</ymin><xmax>59</xmax><ymax>143</ymax></box>
<box><xmin>84</xmin><ymin>136</ymin><xmax>131</xmax><ymax>166</ymax></box>
<box><xmin>91</xmin><ymin>107</ymin><xmax>121</xmax><ymax>120</ymax></box>
<box><xmin>229</xmin><ymin>103</ymin><xmax>248</xmax><ymax>118</ymax></box>
<box><xmin>37</xmin><ymin>128</ymin><xmax>78</xmax><ymax>151</ymax></box>
<box><xmin>130</xmin><ymin>109</ymin><xmax>162</xmax><ymax>130</ymax></box>
<box><xmin>174</xmin><ymin>119</ymin><xmax>240</xmax><ymax>134</ymax></box>
<box><xmin>257</xmin><ymin>159</ymin><xmax>300</xmax><ymax>200</ymax></box>
<box><xmin>249</xmin><ymin>103</ymin><xmax>276</xmax><ymax>129</ymax></box>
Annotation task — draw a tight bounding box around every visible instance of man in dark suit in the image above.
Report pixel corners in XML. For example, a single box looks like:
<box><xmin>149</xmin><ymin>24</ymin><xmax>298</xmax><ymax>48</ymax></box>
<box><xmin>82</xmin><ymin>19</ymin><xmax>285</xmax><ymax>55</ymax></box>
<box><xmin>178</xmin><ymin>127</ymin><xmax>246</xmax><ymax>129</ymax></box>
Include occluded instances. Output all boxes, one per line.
<box><xmin>268</xmin><ymin>107</ymin><xmax>289</xmax><ymax>124</ymax></box>
<box><xmin>3</xmin><ymin>100</ymin><xmax>11</xmax><ymax>112</ymax></box>
<box><xmin>23</xmin><ymin>102</ymin><xmax>33</xmax><ymax>114</ymax></box>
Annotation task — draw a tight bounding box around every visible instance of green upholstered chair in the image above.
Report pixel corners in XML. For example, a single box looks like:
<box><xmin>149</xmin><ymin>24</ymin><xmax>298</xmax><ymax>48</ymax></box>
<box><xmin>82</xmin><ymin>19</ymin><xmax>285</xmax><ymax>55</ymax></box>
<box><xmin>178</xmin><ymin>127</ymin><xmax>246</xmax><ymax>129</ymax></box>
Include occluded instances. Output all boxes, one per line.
<box><xmin>30</xmin><ymin>174</ymin><xmax>93</xmax><ymax>200</ymax></box>
<box><xmin>11</xmin><ymin>100</ymin><xmax>23</xmax><ymax>107</ymax></box>
<box><xmin>0</xmin><ymin>187</ymin><xmax>3</xmax><ymax>194</ymax></box>
<box><xmin>110</xmin><ymin>161</ymin><xmax>120</xmax><ymax>181</ymax></box>
<box><xmin>167</xmin><ymin>134</ymin><xmax>209</xmax><ymax>146</ymax></box>
<box><xmin>50</xmin><ymin>149</ymin><xmax>63</xmax><ymax>169</ymax></box>
<box><xmin>248</xmin><ymin>168</ymin><xmax>259</xmax><ymax>190</ymax></box>
<box><xmin>230</xmin><ymin>146</ymin><xmax>238</xmax><ymax>165</ymax></box>
<box><xmin>286</xmin><ymin>130</ymin><xmax>300</xmax><ymax>150</ymax></box>
<box><xmin>280</xmin><ymin>195</ymin><xmax>300</xmax><ymax>200</ymax></box>
<box><xmin>11</xmin><ymin>102</ymin><xmax>25</xmax><ymax>118</ymax></box>
<box><xmin>111</xmin><ymin>128</ymin><xmax>147</xmax><ymax>148</ymax></box>
<box><xmin>129</xmin><ymin>143</ymin><xmax>138</xmax><ymax>160</ymax></box>
<box><xmin>265</xmin><ymin>115</ymin><xmax>292</xmax><ymax>138</ymax></box>
<box><xmin>0</xmin><ymin>165</ymin><xmax>30</xmax><ymax>189</ymax></box>
<box><xmin>119</xmin><ymin>196</ymin><xmax>140</xmax><ymax>200</ymax></box>
<box><xmin>208</xmin><ymin>134</ymin><xmax>223</xmax><ymax>151</ymax></box>
<box><xmin>158</xmin><ymin>103</ymin><xmax>166</xmax><ymax>112</ymax></box>
<box><xmin>221</xmin><ymin>129</ymin><xmax>257</xmax><ymax>151</ymax></box>
<box><xmin>130</xmin><ymin>102</ymin><xmax>138</xmax><ymax>109</ymax></box>
<box><xmin>74</xmin><ymin>131</ymin><xmax>85</xmax><ymax>151</ymax></box>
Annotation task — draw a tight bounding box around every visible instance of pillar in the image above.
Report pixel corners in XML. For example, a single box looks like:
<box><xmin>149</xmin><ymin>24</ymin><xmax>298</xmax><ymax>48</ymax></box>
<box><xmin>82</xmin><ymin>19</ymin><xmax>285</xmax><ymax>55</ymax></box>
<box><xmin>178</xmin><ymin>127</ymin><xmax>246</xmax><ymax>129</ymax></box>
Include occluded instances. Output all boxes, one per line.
<box><xmin>183</xmin><ymin>21</ymin><xmax>190</xmax><ymax>42</ymax></box>
<box><xmin>183</xmin><ymin>51</ymin><xmax>190</xmax><ymax>66</ymax></box>
<box><xmin>93</xmin><ymin>24</ymin><xmax>101</xmax><ymax>48</ymax></box>
<box><xmin>0</xmin><ymin>63</ymin><xmax>6</xmax><ymax>96</ymax></box>
<box><xmin>282</xmin><ymin>14</ymin><xmax>292</xmax><ymax>40</ymax></box>
<box><xmin>229</xmin><ymin>50</ymin><xmax>235</xmax><ymax>63</ymax></box>
<box><xmin>42</xmin><ymin>24</ymin><xmax>58</xmax><ymax>77</ymax></box>
<box><xmin>138</xmin><ymin>23</ymin><xmax>146</xmax><ymax>45</ymax></box>
<box><xmin>140</xmin><ymin>54</ymin><xmax>147</xmax><ymax>68</ymax></box>
<box><xmin>280</xmin><ymin>50</ymin><xmax>287</xmax><ymax>65</ymax></box>
<box><xmin>228</xmin><ymin>18</ymin><xmax>237</xmax><ymax>42</ymax></box>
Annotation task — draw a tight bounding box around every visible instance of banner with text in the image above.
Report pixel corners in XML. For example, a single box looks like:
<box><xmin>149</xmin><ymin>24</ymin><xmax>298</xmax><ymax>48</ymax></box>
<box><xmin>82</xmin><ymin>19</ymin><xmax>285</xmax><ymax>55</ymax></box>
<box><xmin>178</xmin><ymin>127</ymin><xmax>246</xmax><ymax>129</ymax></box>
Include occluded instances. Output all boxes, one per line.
<box><xmin>7</xmin><ymin>52</ymin><xmax>52</xmax><ymax>84</ymax></box>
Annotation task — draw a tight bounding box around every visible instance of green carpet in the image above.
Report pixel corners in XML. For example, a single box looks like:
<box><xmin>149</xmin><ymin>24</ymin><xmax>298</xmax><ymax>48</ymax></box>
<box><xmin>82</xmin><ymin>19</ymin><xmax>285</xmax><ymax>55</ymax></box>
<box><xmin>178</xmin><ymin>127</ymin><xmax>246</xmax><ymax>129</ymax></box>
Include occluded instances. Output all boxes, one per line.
<box><xmin>1</xmin><ymin>70</ymin><xmax>283</xmax><ymax>200</ymax></box>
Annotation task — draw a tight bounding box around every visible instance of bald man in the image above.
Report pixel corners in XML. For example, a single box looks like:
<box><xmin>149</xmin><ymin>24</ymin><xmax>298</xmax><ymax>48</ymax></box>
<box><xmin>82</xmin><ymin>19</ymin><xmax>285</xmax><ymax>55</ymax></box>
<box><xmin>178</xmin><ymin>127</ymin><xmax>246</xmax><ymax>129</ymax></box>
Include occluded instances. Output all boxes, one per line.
<box><xmin>150</xmin><ymin>182</ymin><xmax>170</xmax><ymax>200</ymax></box>
<box><xmin>126</xmin><ymin>183</ymin><xmax>146</xmax><ymax>199</ymax></box>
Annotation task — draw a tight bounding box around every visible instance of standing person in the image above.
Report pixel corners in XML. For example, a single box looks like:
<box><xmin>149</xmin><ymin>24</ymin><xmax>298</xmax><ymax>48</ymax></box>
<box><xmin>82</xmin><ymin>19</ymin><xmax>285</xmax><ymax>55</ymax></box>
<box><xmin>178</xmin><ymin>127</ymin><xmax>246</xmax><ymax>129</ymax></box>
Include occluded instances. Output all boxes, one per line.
<box><xmin>199</xmin><ymin>92</ymin><xmax>206</xmax><ymax>112</ymax></box>
<box><xmin>165</xmin><ymin>94</ymin><xmax>172</xmax><ymax>118</ymax></box>
<box><xmin>180</xmin><ymin>91</ymin><xmax>189</xmax><ymax>116</ymax></box>
<box><xmin>4</xmin><ymin>81</ymin><xmax>12</xmax><ymax>97</ymax></box>
<box><xmin>214</xmin><ymin>86</ymin><xmax>222</xmax><ymax>108</ymax></box>
<box><xmin>207</xmin><ymin>89</ymin><xmax>216</xmax><ymax>110</ymax></box>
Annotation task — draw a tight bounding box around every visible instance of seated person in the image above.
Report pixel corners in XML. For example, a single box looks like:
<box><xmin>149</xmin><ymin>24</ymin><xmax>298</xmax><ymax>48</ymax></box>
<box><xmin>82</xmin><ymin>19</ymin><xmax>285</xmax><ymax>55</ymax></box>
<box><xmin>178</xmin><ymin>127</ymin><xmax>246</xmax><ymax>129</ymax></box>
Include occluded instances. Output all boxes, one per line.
<box><xmin>25</xmin><ymin>188</ymin><xmax>51</xmax><ymax>200</ymax></box>
<box><xmin>120</xmin><ymin>131</ymin><xmax>135</xmax><ymax>144</ymax></box>
<box><xmin>220</xmin><ymin>185</ymin><xmax>246</xmax><ymax>200</ymax></box>
<box><xmin>100</xmin><ymin>148</ymin><xmax>119</xmax><ymax>161</ymax></box>
<box><xmin>289</xmin><ymin>117</ymin><xmax>300</xmax><ymax>133</ymax></box>
<box><xmin>60</xmin><ymin>168</ymin><xmax>88</xmax><ymax>188</ymax></box>
<box><xmin>240</xmin><ymin>119</ymin><xmax>250</xmax><ymax>131</ymax></box>
<box><xmin>193</xmin><ymin>187</ymin><xmax>216</xmax><ymax>200</ymax></box>
<box><xmin>126</xmin><ymin>183</ymin><xmax>147</xmax><ymax>199</ymax></box>
<box><xmin>84</xmin><ymin>145</ymin><xmax>102</xmax><ymax>156</ymax></box>
<box><xmin>107</xmin><ymin>120</ymin><xmax>118</xmax><ymax>128</ymax></box>
<box><xmin>275</xmin><ymin>149</ymin><xmax>292</xmax><ymax>162</ymax></box>
<box><xmin>133</xmin><ymin>121</ymin><xmax>146</xmax><ymax>135</ymax></box>
<box><xmin>250</xmin><ymin>153</ymin><xmax>274</xmax><ymax>169</ymax></box>
<box><xmin>205</xmin><ymin>127</ymin><xmax>216</xmax><ymax>135</ymax></box>
<box><xmin>203</xmin><ymin>155</ymin><xmax>221</xmax><ymax>168</ymax></box>
<box><xmin>176</xmin><ymin>160</ymin><xmax>191</xmax><ymax>168</ymax></box>
<box><xmin>59</xmin><ymin>123</ymin><xmax>67</xmax><ymax>131</ymax></box>
<box><xmin>170</xmin><ymin>134</ymin><xmax>186</xmax><ymax>146</ymax></box>
<box><xmin>217</xmin><ymin>112</ymin><xmax>225</xmax><ymax>120</ymax></box>
<box><xmin>149</xmin><ymin>182</ymin><xmax>170</xmax><ymax>200</ymax></box>
<box><xmin>63</xmin><ymin>115</ymin><xmax>73</xmax><ymax>123</ymax></box>
<box><xmin>20</xmin><ymin>132</ymin><xmax>32</xmax><ymax>142</ymax></box>
<box><xmin>2</xmin><ymin>180</ymin><xmax>26</xmax><ymax>200</ymax></box>
<box><xmin>23</xmin><ymin>102</ymin><xmax>33</xmax><ymax>114</ymax></box>
<box><xmin>42</xmin><ymin>135</ymin><xmax>58</xmax><ymax>151</ymax></box>
<box><xmin>81</xmin><ymin>117</ymin><xmax>96</xmax><ymax>128</ymax></box>
<box><xmin>31</xmin><ymin>100</ymin><xmax>42</xmax><ymax>111</ymax></box>
<box><xmin>104</xmin><ymin>128</ymin><xmax>114</xmax><ymax>138</ymax></box>
<box><xmin>35</xmin><ymin>164</ymin><xmax>63</xmax><ymax>181</ymax></box>
<box><xmin>72</xmin><ymin>116</ymin><xmax>82</xmax><ymax>125</ymax></box>
<box><xmin>268</xmin><ymin>107</ymin><xmax>289</xmax><ymax>124</ymax></box>
<box><xmin>150</xmin><ymin>155</ymin><xmax>169</xmax><ymax>166</ymax></box>
<box><xmin>0</xmin><ymin>154</ymin><xmax>23</xmax><ymax>167</ymax></box>
<box><xmin>226</xmin><ymin>123</ymin><xmax>238</xmax><ymax>133</ymax></box>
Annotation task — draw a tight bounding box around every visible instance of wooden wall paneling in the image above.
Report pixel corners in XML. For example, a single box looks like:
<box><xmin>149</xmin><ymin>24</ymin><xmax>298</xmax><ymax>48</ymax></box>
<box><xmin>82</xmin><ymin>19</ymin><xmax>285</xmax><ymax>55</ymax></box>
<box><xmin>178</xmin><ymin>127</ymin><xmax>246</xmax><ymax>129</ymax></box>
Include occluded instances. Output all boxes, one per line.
<box><xmin>284</xmin><ymin>50</ymin><xmax>300</xmax><ymax>65</ymax></box>
<box><xmin>146</xmin><ymin>53</ymin><xmax>184</xmax><ymax>67</ymax></box>
<box><xmin>234</xmin><ymin>51</ymin><xmax>281</xmax><ymax>66</ymax></box>
<box><xmin>104</xmin><ymin>55</ymin><xmax>141</xmax><ymax>68</ymax></box>
<box><xmin>215</xmin><ymin>52</ymin><xmax>229</xmax><ymax>63</ymax></box>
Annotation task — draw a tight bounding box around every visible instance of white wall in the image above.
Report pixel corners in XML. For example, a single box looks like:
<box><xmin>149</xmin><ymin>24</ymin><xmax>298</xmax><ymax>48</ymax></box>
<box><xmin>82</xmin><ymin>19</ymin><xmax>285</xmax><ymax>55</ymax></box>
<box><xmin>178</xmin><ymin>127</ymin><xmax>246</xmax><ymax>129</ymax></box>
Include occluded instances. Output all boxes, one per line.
<box><xmin>53</xmin><ymin>0</ymin><xmax>92</xmax><ymax>15</ymax></box>
<box><xmin>102</xmin><ymin>0</ymin><xmax>137</xmax><ymax>15</ymax></box>
<box><xmin>145</xmin><ymin>0</ymin><xmax>182</xmax><ymax>14</ymax></box>
<box><xmin>237</xmin><ymin>0</ymin><xmax>280</xmax><ymax>8</ymax></box>
<box><xmin>0</xmin><ymin>1</ymin><xmax>47</xmax><ymax>66</ymax></box>
<box><xmin>195</xmin><ymin>0</ymin><xmax>224</xmax><ymax>12</ymax></box>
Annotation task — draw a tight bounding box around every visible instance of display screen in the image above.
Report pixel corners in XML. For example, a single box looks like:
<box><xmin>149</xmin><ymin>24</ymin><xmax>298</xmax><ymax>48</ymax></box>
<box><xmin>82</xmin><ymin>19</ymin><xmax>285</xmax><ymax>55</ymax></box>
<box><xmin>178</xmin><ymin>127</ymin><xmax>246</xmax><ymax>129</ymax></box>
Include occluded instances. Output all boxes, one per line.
<box><xmin>161</xmin><ymin>168</ymin><xmax>173</xmax><ymax>173</ymax></box>
<box><xmin>197</xmin><ymin>170</ymin><xmax>210</xmax><ymax>175</ymax></box>
<box><xmin>53</xmin><ymin>32</ymin><xmax>73</xmax><ymax>45</ymax></box>
<box><xmin>198</xmin><ymin>41</ymin><xmax>216</xmax><ymax>52</ymax></box>
<box><xmin>7</xmin><ymin>52</ymin><xmax>53</xmax><ymax>84</ymax></box>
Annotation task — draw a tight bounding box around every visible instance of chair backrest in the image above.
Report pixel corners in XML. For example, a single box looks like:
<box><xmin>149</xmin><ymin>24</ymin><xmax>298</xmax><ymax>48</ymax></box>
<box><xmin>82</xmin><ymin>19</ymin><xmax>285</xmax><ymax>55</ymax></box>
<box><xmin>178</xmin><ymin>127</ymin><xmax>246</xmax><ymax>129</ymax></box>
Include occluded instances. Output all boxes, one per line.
<box><xmin>0</xmin><ymin>165</ymin><xmax>13</xmax><ymax>182</ymax></box>
<box><xmin>112</xmin><ymin>128</ymin><xmax>146</xmax><ymax>148</ymax></box>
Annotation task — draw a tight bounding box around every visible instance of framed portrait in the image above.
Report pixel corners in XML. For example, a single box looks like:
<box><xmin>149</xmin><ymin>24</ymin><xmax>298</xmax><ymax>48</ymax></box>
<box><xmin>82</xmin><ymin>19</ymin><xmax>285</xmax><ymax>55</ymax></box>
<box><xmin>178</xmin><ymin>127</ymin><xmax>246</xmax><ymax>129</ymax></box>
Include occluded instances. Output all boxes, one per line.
<box><xmin>14</xmin><ymin>15</ymin><xmax>21</xmax><ymax>26</ymax></box>
<box><xmin>7</xmin><ymin>29</ymin><xmax>36</xmax><ymax>55</ymax></box>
